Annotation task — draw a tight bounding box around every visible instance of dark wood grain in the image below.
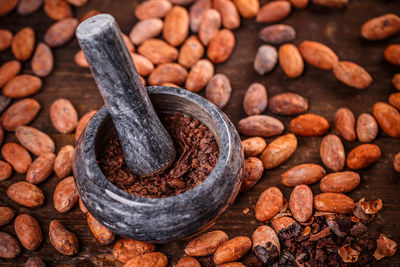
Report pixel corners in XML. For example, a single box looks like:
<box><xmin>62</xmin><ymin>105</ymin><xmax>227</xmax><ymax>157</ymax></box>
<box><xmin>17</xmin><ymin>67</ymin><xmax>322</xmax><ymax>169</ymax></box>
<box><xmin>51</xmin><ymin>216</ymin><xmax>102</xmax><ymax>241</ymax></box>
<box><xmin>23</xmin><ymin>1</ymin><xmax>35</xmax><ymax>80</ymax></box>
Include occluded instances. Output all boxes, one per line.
<box><xmin>1</xmin><ymin>0</ymin><xmax>400</xmax><ymax>266</ymax></box>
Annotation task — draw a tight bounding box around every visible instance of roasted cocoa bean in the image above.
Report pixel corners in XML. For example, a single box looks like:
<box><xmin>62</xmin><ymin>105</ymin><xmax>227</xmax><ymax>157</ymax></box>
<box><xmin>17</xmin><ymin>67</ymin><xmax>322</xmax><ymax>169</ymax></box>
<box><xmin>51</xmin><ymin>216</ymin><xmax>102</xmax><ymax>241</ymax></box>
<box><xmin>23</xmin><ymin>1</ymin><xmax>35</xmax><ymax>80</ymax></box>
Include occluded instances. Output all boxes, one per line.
<box><xmin>185</xmin><ymin>59</ymin><xmax>214</xmax><ymax>93</ymax></box>
<box><xmin>372</xmin><ymin>102</ymin><xmax>400</xmax><ymax>137</ymax></box>
<box><xmin>0</xmin><ymin>60</ymin><xmax>21</xmax><ymax>87</ymax></box>
<box><xmin>138</xmin><ymin>39</ymin><xmax>179</xmax><ymax>65</ymax></box>
<box><xmin>394</xmin><ymin>152</ymin><xmax>400</xmax><ymax>173</ymax></box>
<box><xmin>252</xmin><ymin>225</ymin><xmax>280</xmax><ymax>265</ymax></box>
<box><xmin>199</xmin><ymin>9</ymin><xmax>221</xmax><ymax>46</ymax></box>
<box><xmin>80</xmin><ymin>9</ymin><xmax>100</xmax><ymax>22</ymax></box>
<box><xmin>278</xmin><ymin>43</ymin><xmax>304</xmax><ymax>78</ymax></box>
<box><xmin>49</xmin><ymin>220</ymin><xmax>79</xmax><ymax>255</ymax></box>
<box><xmin>320</xmin><ymin>171</ymin><xmax>360</xmax><ymax>193</ymax></box>
<box><xmin>335</xmin><ymin>107</ymin><xmax>356</xmax><ymax>141</ymax></box>
<box><xmin>269</xmin><ymin>92</ymin><xmax>308</xmax><ymax>115</ymax></box>
<box><xmin>361</xmin><ymin>13</ymin><xmax>400</xmax><ymax>40</ymax></box>
<box><xmin>75</xmin><ymin>110</ymin><xmax>97</xmax><ymax>141</ymax></box>
<box><xmin>243</xmin><ymin>83</ymin><xmax>267</xmax><ymax>116</ymax></box>
<box><xmin>314</xmin><ymin>193</ymin><xmax>354</xmax><ymax>214</ymax></box>
<box><xmin>389</xmin><ymin>92</ymin><xmax>400</xmax><ymax>110</ymax></box>
<box><xmin>346</xmin><ymin>144</ymin><xmax>381</xmax><ymax>169</ymax></box>
<box><xmin>17</xmin><ymin>0</ymin><xmax>43</xmax><ymax>15</ymax></box>
<box><xmin>259</xmin><ymin>24</ymin><xmax>295</xmax><ymax>45</ymax></box>
<box><xmin>241</xmin><ymin>137</ymin><xmax>266</xmax><ymax>157</ymax></box>
<box><xmin>238</xmin><ymin>115</ymin><xmax>284</xmax><ymax>137</ymax></box>
<box><xmin>148</xmin><ymin>63</ymin><xmax>187</xmax><ymax>86</ymax></box>
<box><xmin>320</xmin><ymin>134</ymin><xmax>345</xmax><ymax>172</ymax></box>
<box><xmin>2</xmin><ymin>142</ymin><xmax>32</xmax><ymax>173</ymax></box>
<box><xmin>393</xmin><ymin>73</ymin><xmax>400</xmax><ymax>90</ymax></box>
<box><xmin>299</xmin><ymin>40</ymin><xmax>338</xmax><ymax>70</ymax></box>
<box><xmin>0</xmin><ymin>160</ymin><xmax>12</xmax><ymax>181</ymax></box>
<box><xmin>0</xmin><ymin>231</ymin><xmax>20</xmax><ymax>259</ymax></box>
<box><xmin>163</xmin><ymin>6</ymin><xmax>189</xmax><ymax>47</ymax></box>
<box><xmin>135</xmin><ymin>0</ymin><xmax>172</xmax><ymax>20</ymax></box>
<box><xmin>233</xmin><ymin>0</ymin><xmax>259</xmax><ymax>18</ymax></box>
<box><xmin>87</xmin><ymin>213</ymin><xmax>115</xmax><ymax>244</ymax></box>
<box><xmin>1</xmin><ymin>98</ymin><xmax>40</xmax><ymax>131</ymax></box>
<box><xmin>129</xmin><ymin>18</ymin><xmax>163</xmax><ymax>46</ymax></box>
<box><xmin>50</xmin><ymin>98</ymin><xmax>78</xmax><ymax>133</ymax></box>
<box><xmin>185</xmin><ymin>230</ymin><xmax>228</xmax><ymax>257</ymax></box>
<box><xmin>44</xmin><ymin>0</ymin><xmax>73</xmax><ymax>20</ymax></box>
<box><xmin>213</xmin><ymin>236</ymin><xmax>252</xmax><ymax>264</ymax></box>
<box><xmin>312</xmin><ymin>0</ymin><xmax>348</xmax><ymax>8</ymax></box>
<box><xmin>7</xmin><ymin>181</ymin><xmax>44</xmax><ymax>208</ymax></box>
<box><xmin>31</xmin><ymin>43</ymin><xmax>53</xmax><ymax>77</ymax></box>
<box><xmin>178</xmin><ymin>36</ymin><xmax>204</xmax><ymax>68</ymax></box>
<box><xmin>260</xmin><ymin>133</ymin><xmax>297</xmax><ymax>169</ymax></box>
<box><xmin>254</xmin><ymin>45</ymin><xmax>278</xmax><ymax>75</ymax></box>
<box><xmin>3</xmin><ymin>74</ymin><xmax>42</xmax><ymax>98</ymax></box>
<box><xmin>25</xmin><ymin>256</ymin><xmax>46</xmax><ymax>267</ymax></box>
<box><xmin>26</xmin><ymin>153</ymin><xmax>56</xmax><ymax>184</ymax></box>
<box><xmin>385</xmin><ymin>44</ymin><xmax>400</xmax><ymax>66</ymax></box>
<box><xmin>16</xmin><ymin>126</ymin><xmax>55</xmax><ymax>156</ymax></box>
<box><xmin>176</xmin><ymin>256</ymin><xmax>201</xmax><ymax>267</ymax></box>
<box><xmin>189</xmin><ymin>0</ymin><xmax>211</xmax><ymax>32</ymax></box>
<box><xmin>11</xmin><ymin>27</ymin><xmax>35</xmax><ymax>61</ymax></box>
<box><xmin>44</xmin><ymin>18</ymin><xmax>78</xmax><ymax>47</ymax></box>
<box><xmin>240</xmin><ymin>157</ymin><xmax>264</xmax><ymax>192</ymax></box>
<box><xmin>256</xmin><ymin>1</ymin><xmax>291</xmax><ymax>23</ymax></box>
<box><xmin>333</xmin><ymin>61</ymin><xmax>373</xmax><ymax>89</ymax></box>
<box><xmin>14</xmin><ymin>214</ymin><xmax>42</xmax><ymax>250</ymax></box>
<box><xmin>281</xmin><ymin>163</ymin><xmax>326</xmax><ymax>186</ymax></box>
<box><xmin>213</xmin><ymin>0</ymin><xmax>240</xmax><ymax>30</ymax></box>
<box><xmin>207</xmin><ymin>29</ymin><xmax>235</xmax><ymax>64</ymax></box>
<box><xmin>290</xmin><ymin>184</ymin><xmax>313</xmax><ymax>222</ymax></box>
<box><xmin>0</xmin><ymin>29</ymin><xmax>12</xmax><ymax>51</ymax></box>
<box><xmin>53</xmin><ymin>176</ymin><xmax>78</xmax><ymax>213</ymax></box>
<box><xmin>0</xmin><ymin>206</ymin><xmax>14</xmax><ymax>226</ymax></box>
<box><xmin>113</xmin><ymin>239</ymin><xmax>156</xmax><ymax>263</ymax></box>
<box><xmin>356</xmin><ymin>113</ymin><xmax>378</xmax><ymax>143</ymax></box>
<box><xmin>123</xmin><ymin>252</ymin><xmax>168</xmax><ymax>267</ymax></box>
<box><xmin>74</xmin><ymin>50</ymin><xmax>88</xmax><ymax>68</ymax></box>
<box><xmin>289</xmin><ymin>0</ymin><xmax>309</xmax><ymax>8</ymax></box>
<box><xmin>290</xmin><ymin>113</ymin><xmax>329</xmax><ymax>136</ymax></box>
<box><xmin>205</xmin><ymin>73</ymin><xmax>231</xmax><ymax>108</ymax></box>
<box><xmin>255</xmin><ymin>187</ymin><xmax>283</xmax><ymax>221</ymax></box>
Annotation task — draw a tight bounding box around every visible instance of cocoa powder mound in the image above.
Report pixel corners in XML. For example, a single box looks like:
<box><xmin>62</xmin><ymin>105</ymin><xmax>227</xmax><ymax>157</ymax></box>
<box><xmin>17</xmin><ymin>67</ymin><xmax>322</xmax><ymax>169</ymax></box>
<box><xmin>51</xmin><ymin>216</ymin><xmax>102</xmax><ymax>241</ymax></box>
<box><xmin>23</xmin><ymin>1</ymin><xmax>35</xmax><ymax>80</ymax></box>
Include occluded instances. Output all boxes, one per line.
<box><xmin>98</xmin><ymin>114</ymin><xmax>219</xmax><ymax>198</ymax></box>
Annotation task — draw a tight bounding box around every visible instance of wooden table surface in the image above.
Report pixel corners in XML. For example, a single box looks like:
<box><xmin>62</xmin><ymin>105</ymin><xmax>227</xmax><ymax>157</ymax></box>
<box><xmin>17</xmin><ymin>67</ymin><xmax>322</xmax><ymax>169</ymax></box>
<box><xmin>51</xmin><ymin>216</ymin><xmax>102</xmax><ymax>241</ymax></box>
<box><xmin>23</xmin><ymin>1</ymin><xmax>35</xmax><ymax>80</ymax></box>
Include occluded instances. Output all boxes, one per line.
<box><xmin>1</xmin><ymin>0</ymin><xmax>400</xmax><ymax>266</ymax></box>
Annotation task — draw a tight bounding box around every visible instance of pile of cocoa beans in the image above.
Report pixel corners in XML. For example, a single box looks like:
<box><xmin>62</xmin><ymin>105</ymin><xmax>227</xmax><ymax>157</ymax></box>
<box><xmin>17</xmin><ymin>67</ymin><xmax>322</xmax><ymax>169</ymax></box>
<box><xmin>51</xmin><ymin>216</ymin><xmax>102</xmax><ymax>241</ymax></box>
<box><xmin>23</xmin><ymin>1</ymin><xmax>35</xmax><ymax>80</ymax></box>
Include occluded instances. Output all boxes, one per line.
<box><xmin>1</xmin><ymin>0</ymin><xmax>400</xmax><ymax>266</ymax></box>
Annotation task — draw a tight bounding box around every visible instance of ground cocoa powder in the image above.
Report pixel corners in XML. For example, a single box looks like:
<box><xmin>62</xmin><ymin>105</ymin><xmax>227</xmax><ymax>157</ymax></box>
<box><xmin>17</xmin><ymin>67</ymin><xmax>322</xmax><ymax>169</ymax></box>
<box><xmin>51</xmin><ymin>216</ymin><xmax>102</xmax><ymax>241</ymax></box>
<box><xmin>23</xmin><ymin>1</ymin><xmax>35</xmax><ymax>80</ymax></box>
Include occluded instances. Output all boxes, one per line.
<box><xmin>99</xmin><ymin>114</ymin><xmax>219</xmax><ymax>198</ymax></box>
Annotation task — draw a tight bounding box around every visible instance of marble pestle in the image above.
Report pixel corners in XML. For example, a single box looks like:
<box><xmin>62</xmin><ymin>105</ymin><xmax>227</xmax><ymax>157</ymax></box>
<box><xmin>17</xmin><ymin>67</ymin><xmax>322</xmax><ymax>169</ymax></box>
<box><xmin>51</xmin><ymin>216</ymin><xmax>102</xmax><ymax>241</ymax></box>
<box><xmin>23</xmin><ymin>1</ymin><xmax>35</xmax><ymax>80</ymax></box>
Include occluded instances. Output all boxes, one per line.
<box><xmin>76</xmin><ymin>14</ymin><xmax>176</xmax><ymax>176</ymax></box>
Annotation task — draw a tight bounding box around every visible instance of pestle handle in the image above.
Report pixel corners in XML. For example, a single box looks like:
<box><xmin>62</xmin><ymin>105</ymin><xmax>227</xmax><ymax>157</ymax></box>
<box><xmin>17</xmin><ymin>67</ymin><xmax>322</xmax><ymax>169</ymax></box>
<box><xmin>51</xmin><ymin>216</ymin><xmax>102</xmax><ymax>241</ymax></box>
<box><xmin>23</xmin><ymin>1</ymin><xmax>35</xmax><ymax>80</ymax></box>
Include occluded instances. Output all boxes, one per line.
<box><xmin>76</xmin><ymin>14</ymin><xmax>176</xmax><ymax>177</ymax></box>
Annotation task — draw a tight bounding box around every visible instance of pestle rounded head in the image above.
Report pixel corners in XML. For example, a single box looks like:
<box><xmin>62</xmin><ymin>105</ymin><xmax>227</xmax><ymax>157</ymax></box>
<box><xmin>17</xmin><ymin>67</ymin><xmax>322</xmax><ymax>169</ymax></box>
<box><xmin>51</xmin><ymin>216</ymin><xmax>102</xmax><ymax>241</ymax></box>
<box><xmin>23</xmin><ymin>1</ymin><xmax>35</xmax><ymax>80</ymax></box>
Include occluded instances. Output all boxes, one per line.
<box><xmin>76</xmin><ymin>14</ymin><xmax>115</xmax><ymax>40</ymax></box>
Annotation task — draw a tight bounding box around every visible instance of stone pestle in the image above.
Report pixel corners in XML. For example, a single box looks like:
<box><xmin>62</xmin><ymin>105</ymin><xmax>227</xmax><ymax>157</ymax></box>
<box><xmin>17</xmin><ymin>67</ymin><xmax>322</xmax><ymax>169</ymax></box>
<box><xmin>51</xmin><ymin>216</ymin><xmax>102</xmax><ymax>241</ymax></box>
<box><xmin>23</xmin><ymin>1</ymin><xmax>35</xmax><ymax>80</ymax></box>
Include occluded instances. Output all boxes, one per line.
<box><xmin>76</xmin><ymin>14</ymin><xmax>176</xmax><ymax>177</ymax></box>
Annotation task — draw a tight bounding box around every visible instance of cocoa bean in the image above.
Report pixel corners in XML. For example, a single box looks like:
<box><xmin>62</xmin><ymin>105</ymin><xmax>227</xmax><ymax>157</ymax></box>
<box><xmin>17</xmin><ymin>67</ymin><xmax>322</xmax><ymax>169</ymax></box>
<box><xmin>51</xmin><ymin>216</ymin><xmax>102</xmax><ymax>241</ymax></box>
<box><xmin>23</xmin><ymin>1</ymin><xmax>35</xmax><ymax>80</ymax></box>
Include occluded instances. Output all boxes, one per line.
<box><xmin>346</xmin><ymin>144</ymin><xmax>381</xmax><ymax>169</ymax></box>
<box><xmin>213</xmin><ymin>236</ymin><xmax>252</xmax><ymax>264</ymax></box>
<box><xmin>384</xmin><ymin>44</ymin><xmax>400</xmax><ymax>66</ymax></box>
<box><xmin>0</xmin><ymin>160</ymin><xmax>12</xmax><ymax>181</ymax></box>
<box><xmin>205</xmin><ymin>73</ymin><xmax>231</xmax><ymax>108</ymax></box>
<box><xmin>259</xmin><ymin>24</ymin><xmax>296</xmax><ymax>45</ymax></box>
<box><xmin>53</xmin><ymin>176</ymin><xmax>79</xmax><ymax>213</ymax></box>
<box><xmin>44</xmin><ymin>18</ymin><xmax>78</xmax><ymax>47</ymax></box>
<box><xmin>1</xmin><ymin>98</ymin><xmax>40</xmax><ymax>131</ymax></box>
<box><xmin>260</xmin><ymin>133</ymin><xmax>297</xmax><ymax>169</ymax></box>
<box><xmin>0</xmin><ymin>231</ymin><xmax>20</xmax><ymax>259</ymax></box>
<box><xmin>80</xmin><ymin>9</ymin><xmax>100</xmax><ymax>22</ymax></box>
<box><xmin>254</xmin><ymin>45</ymin><xmax>278</xmax><ymax>75</ymax></box>
<box><xmin>199</xmin><ymin>9</ymin><xmax>221</xmax><ymax>46</ymax></box>
<box><xmin>74</xmin><ymin>50</ymin><xmax>88</xmax><ymax>68</ymax></box>
<box><xmin>278</xmin><ymin>43</ymin><xmax>304</xmax><ymax>78</ymax></box>
<box><xmin>163</xmin><ymin>6</ymin><xmax>189</xmax><ymax>47</ymax></box>
<box><xmin>148</xmin><ymin>63</ymin><xmax>187</xmax><ymax>86</ymax></box>
<box><xmin>393</xmin><ymin>73</ymin><xmax>400</xmax><ymax>90</ymax></box>
<box><xmin>31</xmin><ymin>43</ymin><xmax>54</xmax><ymax>77</ymax></box>
<box><xmin>121</xmin><ymin>33</ymin><xmax>135</xmax><ymax>53</ymax></box>
<box><xmin>312</xmin><ymin>0</ymin><xmax>348</xmax><ymax>8</ymax></box>
<box><xmin>255</xmin><ymin>187</ymin><xmax>283</xmax><ymax>221</ymax></box>
<box><xmin>178</xmin><ymin>36</ymin><xmax>204</xmax><ymax>68</ymax></box>
<box><xmin>356</xmin><ymin>113</ymin><xmax>378</xmax><ymax>143</ymax></box>
<box><xmin>44</xmin><ymin>0</ymin><xmax>73</xmax><ymax>20</ymax></box>
<box><xmin>3</xmin><ymin>74</ymin><xmax>42</xmax><ymax>98</ymax></box>
<box><xmin>320</xmin><ymin>171</ymin><xmax>360</xmax><ymax>193</ymax></box>
<box><xmin>299</xmin><ymin>40</ymin><xmax>338</xmax><ymax>70</ymax></box>
<box><xmin>269</xmin><ymin>92</ymin><xmax>308</xmax><ymax>115</ymax></box>
<box><xmin>218</xmin><ymin>263</ymin><xmax>246</xmax><ymax>267</ymax></box>
<box><xmin>314</xmin><ymin>193</ymin><xmax>354</xmax><ymax>214</ymax></box>
<box><xmin>138</xmin><ymin>39</ymin><xmax>178</xmax><ymax>65</ymax></box>
<box><xmin>49</xmin><ymin>220</ymin><xmax>79</xmax><ymax>255</ymax></box>
<box><xmin>281</xmin><ymin>163</ymin><xmax>326</xmax><ymax>187</ymax></box>
<box><xmin>213</xmin><ymin>0</ymin><xmax>240</xmax><ymax>30</ymax></box>
<box><xmin>243</xmin><ymin>83</ymin><xmax>267</xmax><ymax>116</ymax></box>
<box><xmin>372</xmin><ymin>102</ymin><xmax>400</xmax><ymax>137</ymax></box>
<box><xmin>135</xmin><ymin>0</ymin><xmax>172</xmax><ymax>20</ymax></box>
<box><xmin>189</xmin><ymin>0</ymin><xmax>211</xmax><ymax>32</ymax></box>
<box><xmin>333</xmin><ymin>61</ymin><xmax>373</xmax><ymax>89</ymax></box>
<box><xmin>0</xmin><ymin>0</ymin><xmax>18</xmax><ymax>16</ymax></box>
<box><xmin>75</xmin><ymin>110</ymin><xmax>97</xmax><ymax>141</ymax></box>
<box><xmin>389</xmin><ymin>92</ymin><xmax>400</xmax><ymax>110</ymax></box>
<box><xmin>65</xmin><ymin>0</ymin><xmax>87</xmax><ymax>7</ymax></box>
<box><xmin>14</xmin><ymin>214</ymin><xmax>42</xmax><ymax>250</ymax></box>
<box><xmin>0</xmin><ymin>60</ymin><xmax>21</xmax><ymax>87</ymax></box>
<box><xmin>240</xmin><ymin>157</ymin><xmax>264</xmax><ymax>192</ymax></box>
<box><xmin>256</xmin><ymin>1</ymin><xmax>291</xmax><ymax>23</ymax></box>
<box><xmin>176</xmin><ymin>256</ymin><xmax>201</xmax><ymax>267</ymax></box>
<box><xmin>131</xmin><ymin>53</ymin><xmax>154</xmax><ymax>77</ymax></box>
<box><xmin>288</xmin><ymin>0</ymin><xmax>309</xmax><ymax>8</ymax></box>
<box><xmin>11</xmin><ymin>27</ymin><xmax>35</xmax><ymax>61</ymax></box>
<box><xmin>87</xmin><ymin>213</ymin><xmax>115</xmax><ymax>244</ymax></box>
<box><xmin>124</xmin><ymin>252</ymin><xmax>168</xmax><ymax>267</ymax></box>
<box><xmin>2</xmin><ymin>143</ymin><xmax>32</xmax><ymax>173</ymax></box>
<box><xmin>16</xmin><ymin>125</ymin><xmax>55</xmax><ymax>156</ymax></box>
<box><xmin>335</xmin><ymin>107</ymin><xmax>356</xmax><ymax>141</ymax></box>
<box><xmin>25</xmin><ymin>256</ymin><xmax>46</xmax><ymax>267</ymax></box>
<box><xmin>233</xmin><ymin>0</ymin><xmax>259</xmax><ymax>18</ymax></box>
<box><xmin>0</xmin><ymin>206</ymin><xmax>14</xmax><ymax>226</ymax></box>
<box><xmin>0</xmin><ymin>29</ymin><xmax>12</xmax><ymax>51</ymax></box>
<box><xmin>207</xmin><ymin>29</ymin><xmax>235</xmax><ymax>64</ymax></box>
<box><xmin>320</xmin><ymin>134</ymin><xmax>345</xmax><ymax>172</ymax></box>
<box><xmin>18</xmin><ymin>0</ymin><xmax>43</xmax><ymax>15</ymax></box>
<box><xmin>50</xmin><ymin>98</ymin><xmax>78</xmax><ymax>133</ymax></box>
<box><xmin>241</xmin><ymin>137</ymin><xmax>267</xmax><ymax>157</ymax></box>
<box><xmin>186</xmin><ymin>59</ymin><xmax>214</xmax><ymax>93</ymax></box>
<box><xmin>361</xmin><ymin>13</ymin><xmax>400</xmax><ymax>40</ymax></box>
<box><xmin>290</xmin><ymin>113</ymin><xmax>329</xmax><ymax>136</ymax></box>
<box><xmin>290</xmin><ymin>185</ymin><xmax>313</xmax><ymax>223</ymax></box>
<box><xmin>78</xmin><ymin>198</ymin><xmax>88</xmax><ymax>214</ymax></box>
<box><xmin>7</xmin><ymin>181</ymin><xmax>44</xmax><ymax>208</ymax></box>
<box><xmin>129</xmin><ymin>18</ymin><xmax>163</xmax><ymax>46</ymax></box>
<box><xmin>394</xmin><ymin>152</ymin><xmax>400</xmax><ymax>173</ymax></box>
<box><xmin>113</xmin><ymin>239</ymin><xmax>156</xmax><ymax>263</ymax></box>
<box><xmin>185</xmin><ymin>230</ymin><xmax>228</xmax><ymax>257</ymax></box>
<box><xmin>26</xmin><ymin>153</ymin><xmax>56</xmax><ymax>184</ymax></box>
<box><xmin>238</xmin><ymin>115</ymin><xmax>284</xmax><ymax>137</ymax></box>
<box><xmin>252</xmin><ymin>225</ymin><xmax>280</xmax><ymax>251</ymax></box>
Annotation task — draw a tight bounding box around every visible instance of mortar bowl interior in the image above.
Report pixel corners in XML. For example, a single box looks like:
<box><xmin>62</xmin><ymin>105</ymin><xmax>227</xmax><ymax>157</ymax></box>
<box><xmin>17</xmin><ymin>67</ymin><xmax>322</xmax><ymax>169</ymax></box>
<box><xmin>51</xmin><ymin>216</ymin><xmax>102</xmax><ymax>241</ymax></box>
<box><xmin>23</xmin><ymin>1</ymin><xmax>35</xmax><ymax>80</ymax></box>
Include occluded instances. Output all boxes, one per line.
<box><xmin>73</xmin><ymin>86</ymin><xmax>244</xmax><ymax>243</ymax></box>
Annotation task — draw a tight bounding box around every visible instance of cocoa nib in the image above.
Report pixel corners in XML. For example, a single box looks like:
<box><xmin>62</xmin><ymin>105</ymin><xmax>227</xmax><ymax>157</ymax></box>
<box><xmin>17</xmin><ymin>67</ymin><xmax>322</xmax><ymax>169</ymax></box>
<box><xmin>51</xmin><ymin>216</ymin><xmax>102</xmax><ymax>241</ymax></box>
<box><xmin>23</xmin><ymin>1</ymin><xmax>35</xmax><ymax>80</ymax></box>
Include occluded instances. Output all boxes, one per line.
<box><xmin>254</xmin><ymin>242</ymin><xmax>280</xmax><ymax>265</ymax></box>
<box><xmin>99</xmin><ymin>114</ymin><xmax>219</xmax><ymax>198</ymax></box>
<box><xmin>326</xmin><ymin>215</ymin><xmax>352</xmax><ymax>237</ymax></box>
<box><xmin>278</xmin><ymin>221</ymin><xmax>302</xmax><ymax>240</ymax></box>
